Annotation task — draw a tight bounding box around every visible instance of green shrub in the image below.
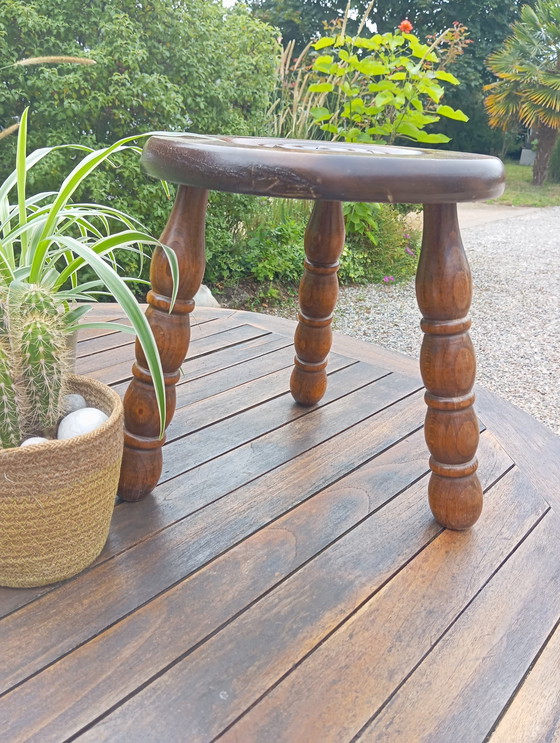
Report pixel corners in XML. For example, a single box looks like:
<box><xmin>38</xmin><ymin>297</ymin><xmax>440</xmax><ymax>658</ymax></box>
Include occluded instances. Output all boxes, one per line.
<box><xmin>339</xmin><ymin>204</ymin><xmax>419</xmax><ymax>284</ymax></box>
<box><xmin>0</xmin><ymin>0</ymin><xmax>279</xmax><ymax>297</ymax></box>
<box><xmin>307</xmin><ymin>24</ymin><xmax>470</xmax><ymax>146</ymax></box>
<box><xmin>204</xmin><ymin>197</ymin><xmax>419</xmax><ymax>301</ymax></box>
<box><xmin>204</xmin><ymin>198</ymin><xmax>305</xmax><ymax>287</ymax></box>
<box><xmin>242</xmin><ymin>12</ymin><xmax>461</xmax><ymax>297</ymax></box>
<box><xmin>0</xmin><ymin>0</ymin><xmax>279</xmax><ymax>144</ymax></box>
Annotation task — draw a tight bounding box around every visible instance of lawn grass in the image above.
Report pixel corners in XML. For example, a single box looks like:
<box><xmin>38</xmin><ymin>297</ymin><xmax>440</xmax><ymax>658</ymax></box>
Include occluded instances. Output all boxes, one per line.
<box><xmin>489</xmin><ymin>160</ymin><xmax>560</xmax><ymax>207</ymax></box>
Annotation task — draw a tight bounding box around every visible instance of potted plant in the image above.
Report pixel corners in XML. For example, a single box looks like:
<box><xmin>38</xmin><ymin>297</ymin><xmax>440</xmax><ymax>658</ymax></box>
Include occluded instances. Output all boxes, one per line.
<box><xmin>0</xmin><ymin>109</ymin><xmax>178</xmax><ymax>587</ymax></box>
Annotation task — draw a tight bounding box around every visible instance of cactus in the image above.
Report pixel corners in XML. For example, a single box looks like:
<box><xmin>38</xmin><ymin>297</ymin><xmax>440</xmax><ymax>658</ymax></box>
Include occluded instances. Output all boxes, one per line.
<box><xmin>0</xmin><ymin>288</ymin><xmax>22</xmax><ymax>447</ymax></box>
<box><xmin>20</xmin><ymin>313</ymin><xmax>69</xmax><ymax>436</ymax></box>
<box><xmin>0</xmin><ymin>283</ymin><xmax>72</xmax><ymax>447</ymax></box>
<box><xmin>0</xmin><ymin>337</ymin><xmax>22</xmax><ymax>448</ymax></box>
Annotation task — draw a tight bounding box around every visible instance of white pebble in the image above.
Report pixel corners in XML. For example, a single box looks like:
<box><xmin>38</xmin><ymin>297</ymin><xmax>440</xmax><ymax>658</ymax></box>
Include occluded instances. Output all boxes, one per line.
<box><xmin>62</xmin><ymin>393</ymin><xmax>88</xmax><ymax>415</ymax></box>
<box><xmin>194</xmin><ymin>284</ymin><xmax>220</xmax><ymax>307</ymax></box>
<box><xmin>20</xmin><ymin>436</ymin><xmax>50</xmax><ymax>447</ymax></box>
<box><xmin>57</xmin><ymin>407</ymin><xmax>108</xmax><ymax>440</ymax></box>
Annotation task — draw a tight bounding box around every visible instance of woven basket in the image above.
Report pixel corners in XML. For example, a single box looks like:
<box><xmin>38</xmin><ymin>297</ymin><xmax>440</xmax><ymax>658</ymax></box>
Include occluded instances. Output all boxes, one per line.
<box><xmin>0</xmin><ymin>374</ymin><xmax>124</xmax><ymax>588</ymax></box>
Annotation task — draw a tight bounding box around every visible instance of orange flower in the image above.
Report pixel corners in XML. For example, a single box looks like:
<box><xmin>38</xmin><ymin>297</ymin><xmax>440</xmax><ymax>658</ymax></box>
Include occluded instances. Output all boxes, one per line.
<box><xmin>398</xmin><ymin>19</ymin><xmax>413</xmax><ymax>33</ymax></box>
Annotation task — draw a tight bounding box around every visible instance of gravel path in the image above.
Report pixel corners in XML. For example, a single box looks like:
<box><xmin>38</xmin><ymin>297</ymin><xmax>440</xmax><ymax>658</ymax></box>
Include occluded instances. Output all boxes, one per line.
<box><xmin>332</xmin><ymin>205</ymin><xmax>560</xmax><ymax>436</ymax></box>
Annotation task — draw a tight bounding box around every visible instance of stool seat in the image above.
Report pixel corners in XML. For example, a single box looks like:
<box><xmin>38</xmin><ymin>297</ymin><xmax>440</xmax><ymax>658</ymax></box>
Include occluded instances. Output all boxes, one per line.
<box><xmin>142</xmin><ymin>135</ymin><xmax>504</xmax><ymax>204</ymax></box>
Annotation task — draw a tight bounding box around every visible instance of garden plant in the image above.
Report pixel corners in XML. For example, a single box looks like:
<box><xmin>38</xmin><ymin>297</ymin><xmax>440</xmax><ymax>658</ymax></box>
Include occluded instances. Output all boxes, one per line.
<box><xmin>259</xmin><ymin>11</ymin><xmax>471</xmax><ymax>294</ymax></box>
<box><xmin>0</xmin><ymin>109</ymin><xmax>179</xmax><ymax>445</ymax></box>
<box><xmin>307</xmin><ymin>20</ymin><xmax>470</xmax><ymax>145</ymax></box>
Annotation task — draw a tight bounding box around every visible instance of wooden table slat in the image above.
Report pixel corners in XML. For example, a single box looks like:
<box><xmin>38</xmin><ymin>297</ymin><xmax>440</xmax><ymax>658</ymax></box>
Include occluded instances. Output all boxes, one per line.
<box><xmin>160</xmin><ymin>361</ymin><xmax>387</xmax><ymax>482</ymax></box>
<box><xmin>490</xmin><ymin>616</ymin><xmax>560</xmax><ymax>743</ymax></box>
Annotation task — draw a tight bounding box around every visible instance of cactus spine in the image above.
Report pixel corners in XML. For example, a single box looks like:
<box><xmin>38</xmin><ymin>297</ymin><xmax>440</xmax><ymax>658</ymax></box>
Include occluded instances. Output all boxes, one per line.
<box><xmin>0</xmin><ymin>283</ymin><xmax>71</xmax><ymax>447</ymax></box>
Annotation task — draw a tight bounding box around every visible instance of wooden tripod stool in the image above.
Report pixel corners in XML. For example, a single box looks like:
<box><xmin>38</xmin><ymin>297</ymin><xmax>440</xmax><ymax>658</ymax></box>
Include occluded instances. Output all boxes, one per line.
<box><xmin>118</xmin><ymin>136</ymin><xmax>504</xmax><ymax>530</ymax></box>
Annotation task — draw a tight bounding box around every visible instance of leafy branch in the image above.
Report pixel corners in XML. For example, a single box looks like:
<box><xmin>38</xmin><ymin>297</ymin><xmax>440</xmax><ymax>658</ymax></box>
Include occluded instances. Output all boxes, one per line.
<box><xmin>307</xmin><ymin>20</ymin><xmax>471</xmax><ymax>145</ymax></box>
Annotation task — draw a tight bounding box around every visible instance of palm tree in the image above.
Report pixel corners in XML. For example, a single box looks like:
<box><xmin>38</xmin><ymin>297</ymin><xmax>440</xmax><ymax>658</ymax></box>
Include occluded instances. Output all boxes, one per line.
<box><xmin>484</xmin><ymin>0</ymin><xmax>560</xmax><ymax>185</ymax></box>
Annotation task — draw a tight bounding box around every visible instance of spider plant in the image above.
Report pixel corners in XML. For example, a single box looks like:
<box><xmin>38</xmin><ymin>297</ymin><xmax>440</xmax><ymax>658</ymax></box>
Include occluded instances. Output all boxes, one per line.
<box><xmin>0</xmin><ymin>108</ymin><xmax>179</xmax><ymax>439</ymax></box>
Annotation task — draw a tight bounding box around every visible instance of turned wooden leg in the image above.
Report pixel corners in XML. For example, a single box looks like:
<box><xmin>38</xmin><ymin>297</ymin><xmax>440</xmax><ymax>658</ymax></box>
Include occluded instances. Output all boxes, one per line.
<box><xmin>416</xmin><ymin>203</ymin><xmax>482</xmax><ymax>530</ymax></box>
<box><xmin>119</xmin><ymin>185</ymin><xmax>208</xmax><ymax>501</ymax></box>
<box><xmin>290</xmin><ymin>200</ymin><xmax>345</xmax><ymax>406</ymax></box>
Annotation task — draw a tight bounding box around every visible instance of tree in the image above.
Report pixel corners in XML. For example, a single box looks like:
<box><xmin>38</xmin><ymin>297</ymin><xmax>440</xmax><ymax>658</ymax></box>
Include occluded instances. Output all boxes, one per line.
<box><xmin>247</xmin><ymin>0</ymin><xmax>372</xmax><ymax>52</ymax></box>
<box><xmin>0</xmin><ymin>0</ymin><xmax>279</xmax><ymax>235</ymax></box>
<box><xmin>485</xmin><ymin>0</ymin><xmax>560</xmax><ymax>184</ymax></box>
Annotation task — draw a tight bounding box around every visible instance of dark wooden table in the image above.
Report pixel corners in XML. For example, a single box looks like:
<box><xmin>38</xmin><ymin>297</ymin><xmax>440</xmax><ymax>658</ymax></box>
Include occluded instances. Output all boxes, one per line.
<box><xmin>120</xmin><ymin>135</ymin><xmax>504</xmax><ymax>531</ymax></box>
<box><xmin>2</xmin><ymin>306</ymin><xmax>560</xmax><ymax>742</ymax></box>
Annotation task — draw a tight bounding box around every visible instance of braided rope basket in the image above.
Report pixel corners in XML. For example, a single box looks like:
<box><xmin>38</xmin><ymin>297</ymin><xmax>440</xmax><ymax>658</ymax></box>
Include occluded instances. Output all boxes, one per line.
<box><xmin>0</xmin><ymin>374</ymin><xmax>124</xmax><ymax>588</ymax></box>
